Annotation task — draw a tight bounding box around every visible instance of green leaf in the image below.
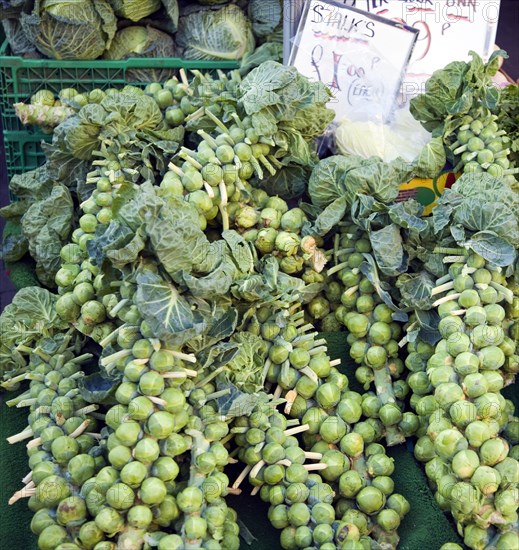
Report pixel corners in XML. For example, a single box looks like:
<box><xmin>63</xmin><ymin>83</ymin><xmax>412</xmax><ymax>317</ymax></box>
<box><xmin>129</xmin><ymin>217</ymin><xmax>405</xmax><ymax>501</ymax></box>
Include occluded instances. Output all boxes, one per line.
<box><xmin>216</xmin><ymin>385</ymin><xmax>268</xmax><ymax>418</ymax></box>
<box><xmin>177</xmin><ymin>4</ymin><xmax>255</xmax><ymax>61</ymax></box>
<box><xmin>465</xmin><ymin>231</ymin><xmax>517</xmax><ymax>267</ymax></box>
<box><xmin>312</xmin><ymin>197</ymin><xmax>348</xmax><ymax>237</ymax></box>
<box><xmin>0</xmin><ymin>200</ymin><xmax>32</xmax><ymax>220</ymax></box>
<box><xmin>1</xmin><ymin>233</ymin><xmax>29</xmax><ymax>262</ymax></box>
<box><xmin>64</xmin><ymin>108</ymin><xmax>104</xmax><ymax>160</ymax></box>
<box><xmin>21</xmin><ymin>184</ymin><xmax>74</xmax><ymax>287</ymax></box>
<box><xmin>252</xmin><ymin>164</ymin><xmax>308</xmax><ymax>201</ymax></box>
<box><xmin>8</xmin><ymin>286</ymin><xmax>67</xmax><ymax>331</ymax></box>
<box><xmin>447</xmin><ymin>90</ymin><xmax>473</xmax><ymax>115</ymax></box>
<box><xmin>482</xmin><ymin>86</ymin><xmax>500</xmax><ymax>110</ymax></box>
<box><xmin>359</xmin><ymin>255</ymin><xmax>408</xmax><ymax>320</ymax></box>
<box><xmin>369</xmin><ymin>224</ymin><xmax>408</xmax><ymax>277</ymax></box>
<box><xmin>181</xmin><ymin>259</ymin><xmax>235</xmax><ymax>299</ymax></box>
<box><xmin>414</xmin><ymin>137</ymin><xmax>446</xmax><ymax>179</ymax></box>
<box><xmin>396</xmin><ymin>272</ymin><xmax>435</xmax><ymax>311</ymax></box>
<box><xmin>222</xmin><ymin>332</ymin><xmax>270</xmax><ymax>394</ymax></box>
<box><xmin>106</xmin><ymin>230</ymin><xmax>146</xmax><ymax>269</ymax></box>
<box><xmin>196</xmin><ymin>341</ymin><xmax>240</xmax><ymax>373</ymax></box>
<box><xmin>240</xmin><ymin>42</ymin><xmax>283</xmax><ymax>75</ymax></box>
<box><xmin>135</xmin><ymin>269</ymin><xmax>206</xmax><ymax>346</ymax></box>
<box><xmin>388</xmin><ymin>201</ymin><xmax>428</xmax><ymax>233</ymax></box>
<box><xmin>453</xmin><ymin>198</ymin><xmax>519</xmax><ymax>245</ymax></box>
<box><xmin>78</xmin><ymin>372</ymin><xmax>119</xmax><ymax>404</ymax></box>
<box><xmin>87</xmin><ymin>221</ymin><xmax>134</xmax><ymax>267</ymax></box>
<box><xmin>414</xmin><ymin>309</ymin><xmax>441</xmax><ymax>345</ymax></box>
<box><xmin>251</xmin><ymin>111</ymin><xmax>278</xmax><ymax>137</ymax></box>
<box><xmin>222</xmin><ymin>231</ymin><xmax>255</xmax><ymax>275</ymax></box>
<box><xmin>308</xmin><ymin>155</ymin><xmax>365</xmax><ymax>208</ymax></box>
<box><xmin>146</xmin><ymin>197</ymin><xmax>211</xmax><ymax>279</ymax></box>
<box><xmin>240</xmin><ymin>61</ymin><xmax>298</xmax><ymax>115</ymax></box>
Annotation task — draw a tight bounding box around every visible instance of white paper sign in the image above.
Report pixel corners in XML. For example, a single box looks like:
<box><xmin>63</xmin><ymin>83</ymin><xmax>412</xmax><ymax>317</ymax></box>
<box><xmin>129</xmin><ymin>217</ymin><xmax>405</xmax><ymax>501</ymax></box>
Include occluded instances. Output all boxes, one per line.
<box><xmin>354</xmin><ymin>0</ymin><xmax>502</xmax><ymax>98</ymax></box>
<box><xmin>284</xmin><ymin>0</ymin><xmax>501</xmax><ymax>99</ymax></box>
<box><xmin>289</xmin><ymin>0</ymin><xmax>419</xmax><ymax>122</ymax></box>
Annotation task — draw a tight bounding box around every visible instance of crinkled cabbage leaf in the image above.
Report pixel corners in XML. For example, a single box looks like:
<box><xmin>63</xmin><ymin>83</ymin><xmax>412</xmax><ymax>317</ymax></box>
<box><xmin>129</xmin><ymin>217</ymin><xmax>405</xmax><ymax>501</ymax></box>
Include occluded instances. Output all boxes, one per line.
<box><xmin>308</xmin><ymin>155</ymin><xmax>412</xmax><ymax>209</ymax></box>
<box><xmin>108</xmin><ymin>0</ymin><xmax>160</xmax><ymax>21</ymax></box>
<box><xmin>22</xmin><ymin>183</ymin><xmax>74</xmax><ymax>287</ymax></box>
<box><xmin>248</xmin><ymin>0</ymin><xmax>281</xmax><ymax>38</ymax></box>
<box><xmin>1</xmin><ymin>18</ymin><xmax>38</xmax><ymax>55</ymax></box>
<box><xmin>103</xmin><ymin>25</ymin><xmax>177</xmax><ymax>81</ymax></box>
<box><xmin>177</xmin><ymin>4</ymin><xmax>255</xmax><ymax>61</ymax></box>
<box><xmin>21</xmin><ymin>0</ymin><xmax>117</xmax><ymax>59</ymax></box>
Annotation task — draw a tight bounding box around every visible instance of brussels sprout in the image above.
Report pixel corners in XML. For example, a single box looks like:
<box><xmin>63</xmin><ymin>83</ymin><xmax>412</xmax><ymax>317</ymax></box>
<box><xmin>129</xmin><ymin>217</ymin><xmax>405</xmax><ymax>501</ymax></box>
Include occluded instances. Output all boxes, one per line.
<box><xmin>427</xmin><ymin>415</ymin><xmax>453</xmax><ymax>440</ymax></box>
<box><xmin>321</xmin><ymin>450</ymin><xmax>349</xmax><ymax>481</ymax></box>
<box><xmin>356</xmin><ymin>486</ymin><xmax>386</xmax><ymax>515</ymax></box>
<box><xmin>494</xmin><ymin>487</ymin><xmax>519</xmax><ymax>516</ymax></box>
<box><xmin>495</xmin><ymin>531</ymin><xmax>519</xmax><ymax>550</ymax></box>
<box><xmin>236</xmin><ymin>206</ymin><xmax>260</xmax><ymax>228</ymax></box>
<box><xmin>31</xmin><ymin>509</ymin><xmax>56</xmax><ymax>536</ymax></box>
<box><xmin>452</xmin><ymin>449</ymin><xmax>480</xmax><ymax>478</ymax></box>
<box><xmin>379</xmin><ymin>403</ymin><xmax>403</xmax><ymax>426</ymax></box>
<box><xmin>463</xmin><ymin>524</ymin><xmax>490</xmax><ymax>550</ymax></box>
<box><xmin>372</xmin><ymin>475</ymin><xmax>395</xmax><ymax>496</ymax></box>
<box><xmin>434</xmin><ymin>429</ymin><xmax>469</xmax><ymax>459</ymax></box>
<box><xmin>471</xmin><ymin>465</ymin><xmax>501</xmax><ymax>495</ymax></box>
<box><xmin>56</xmin><ymin>496</ymin><xmax>87</xmax><ymax>527</ymax></box>
<box><xmin>275</xmin><ymin>231</ymin><xmax>300</xmax><ymax>256</ymax></box>
<box><xmin>77</xmin><ymin>521</ymin><xmax>104</xmax><ymax>549</ymax></box>
<box><xmin>38</xmin><ymin>525</ymin><xmax>69</xmax><ymax>550</ymax></box>
<box><xmin>450</xmin><ymin>482</ymin><xmax>480</xmax><ymax>515</ymax></box>
<box><xmin>449</xmin><ymin>401</ymin><xmax>478</xmax><ymax>428</ymax></box>
<box><xmin>340</xmin><ymin>432</ymin><xmax>364</xmax><ymax>458</ymax></box>
<box><xmin>95</xmin><ymin>507</ymin><xmax>124</xmax><ymax>535</ymax></box>
<box><xmin>120</xmin><ymin>461</ymin><xmax>148</xmax><ymax>489</ymax></box>
<box><xmin>414</xmin><ymin>436</ymin><xmax>436</xmax><ymax>462</ymax></box>
<box><xmin>367</xmin><ymin>454</ymin><xmax>394</xmax><ymax>476</ymax></box>
<box><xmin>376</xmin><ymin>508</ymin><xmax>401</xmax><ymax>531</ymax></box>
<box><xmin>320</xmin><ymin>415</ymin><xmax>347</xmax><ymax>443</ymax></box>
<box><xmin>493</xmin><ymin>456</ymin><xmax>519</xmax><ymax>487</ymax></box>
<box><xmin>36</xmin><ymin>475</ymin><xmax>71</xmax><ymax>507</ymax></box>
<box><xmin>339</xmin><ymin>470</ymin><xmax>365</xmax><ymax>498</ymax></box>
<box><xmin>480</xmin><ymin>437</ymin><xmax>509</xmax><ymax>466</ymax></box>
<box><xmin>425</xmin><ymin>458</ymin><xmax>450</xmax><ymax>481</ymax></box>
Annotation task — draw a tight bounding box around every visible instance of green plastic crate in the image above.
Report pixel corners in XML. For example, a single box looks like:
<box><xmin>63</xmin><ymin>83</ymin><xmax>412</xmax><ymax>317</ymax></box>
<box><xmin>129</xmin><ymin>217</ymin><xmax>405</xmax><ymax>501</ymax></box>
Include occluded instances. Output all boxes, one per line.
<box><xmin>2</xmin><ymin>130</ymin><xmax>50</xmax><ymax>177</ymax></box>
<box><xmin>0</xmin><ymin>40</ymin><xmax>239</xmax><ymax>177</ymax></box>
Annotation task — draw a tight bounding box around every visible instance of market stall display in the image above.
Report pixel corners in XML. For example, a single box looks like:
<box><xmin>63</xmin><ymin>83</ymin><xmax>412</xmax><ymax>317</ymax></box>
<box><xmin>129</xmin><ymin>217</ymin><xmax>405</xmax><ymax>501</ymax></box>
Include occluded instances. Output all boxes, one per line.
<box><xmin>0</xmin><ymin>5</ymin><xmax>517</xmax><ymax>549</ymax></box>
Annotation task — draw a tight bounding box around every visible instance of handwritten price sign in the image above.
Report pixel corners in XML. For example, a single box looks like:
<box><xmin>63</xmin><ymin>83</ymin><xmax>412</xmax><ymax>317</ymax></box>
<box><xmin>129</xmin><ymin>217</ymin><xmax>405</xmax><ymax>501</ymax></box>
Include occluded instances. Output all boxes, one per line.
<box><xmin>289</xmin><ymin>0</ymin><xmax>418</xmax><ymax>122</ymax></box>
<box><xmin>284</xmin><ymin>0</ymin><xmax>501</xmax><ymax>100</ymax></box>
<box><xmin>358</xmin><ymin>0</ymin><xmax>502</xmax><ymax>98</ymax></box>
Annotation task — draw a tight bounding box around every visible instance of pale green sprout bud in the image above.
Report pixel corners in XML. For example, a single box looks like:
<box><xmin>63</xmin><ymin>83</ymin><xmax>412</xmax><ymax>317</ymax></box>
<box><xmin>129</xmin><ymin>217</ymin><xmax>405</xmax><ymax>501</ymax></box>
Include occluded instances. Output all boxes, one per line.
<box><xmin>275</xmin><ymin>231</ymin><xmax>300</xmax><ymax>256</ymax></box>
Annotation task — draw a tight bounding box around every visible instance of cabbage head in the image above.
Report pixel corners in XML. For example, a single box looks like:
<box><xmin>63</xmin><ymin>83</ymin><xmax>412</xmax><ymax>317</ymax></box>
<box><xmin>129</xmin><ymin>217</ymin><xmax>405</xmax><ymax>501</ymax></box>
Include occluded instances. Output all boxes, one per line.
<box><xmin>177</xmin><ymin>4</ymin><xmax>255</xmax><ymax>61</ymax></box>
<box><xmin>103</xmin><ymin>25</ymin><xmax>177</xmax><ymax>82</ymax></box>
<box><xmin>248</xmin><ymin>0</ymin><xmax>281</xmax><ymax>38</ymax></box>
<box><xmin>108</xmin><ymin>0</ymin><xmax>160</xmax><ymax>22</ymax></box>
<box><xmin>20</xmin><ymin>0</ymin><xmax>117</xmax><ymax>60</ymax></box>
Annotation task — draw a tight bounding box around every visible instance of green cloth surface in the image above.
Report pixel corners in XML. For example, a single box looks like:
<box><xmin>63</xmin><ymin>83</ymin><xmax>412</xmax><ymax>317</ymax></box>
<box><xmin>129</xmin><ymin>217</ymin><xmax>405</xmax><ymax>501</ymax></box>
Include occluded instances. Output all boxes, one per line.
<box><xmin>0</xmin><ymin>334</ymin><xmax>515</xmax><ymax>549</ymax></box>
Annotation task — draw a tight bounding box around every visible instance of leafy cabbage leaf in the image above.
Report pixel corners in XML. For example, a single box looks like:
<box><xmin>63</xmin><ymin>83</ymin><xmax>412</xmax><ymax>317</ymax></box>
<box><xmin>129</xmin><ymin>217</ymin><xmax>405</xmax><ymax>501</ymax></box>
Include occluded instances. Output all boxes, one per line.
<box><xmin>22</xmin><ymin>183</ymin><xmax>74</xmax><ymax>287</ymax></box>
<box><xmin>248</xmin><ymin>0</ymin><xmax>281</xmax><ymax>38</ymax></box>
<box><xmin>21</xmin><ymin>0</ymin><xmax>117</xmax><ymax>59</ymax></box>
<box><xmin>177</xmin><ymin>4</ymin><xmax>255</xmax><ymax>61</ymax></box>
<box><xmin>135</xmin><ymin>269</ymin><xmax>207</xmax><ymax>347</ymax></box>
<box><xmin>103</xmin><ymin>25</ymin><xmax>177</xmax><ymax>82</ymax></box>
<box><xmin>1</xmin><ymin>18</ymin><xmax>38</xmax><ymax>55</ymax></box>
<box><xmin>308</xmin><ymin>155</ymin><xmax>410</xmax><ymax>209</ymax></box>
<box><xmin>108</xmin><ymin>0</ymin><xmax>160</xmax><ymax>21</ymax></box>
<box><xmin>239</xmin><ymin>42</ymin><xmax>283</xmax><ymax>75</ymax></box>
